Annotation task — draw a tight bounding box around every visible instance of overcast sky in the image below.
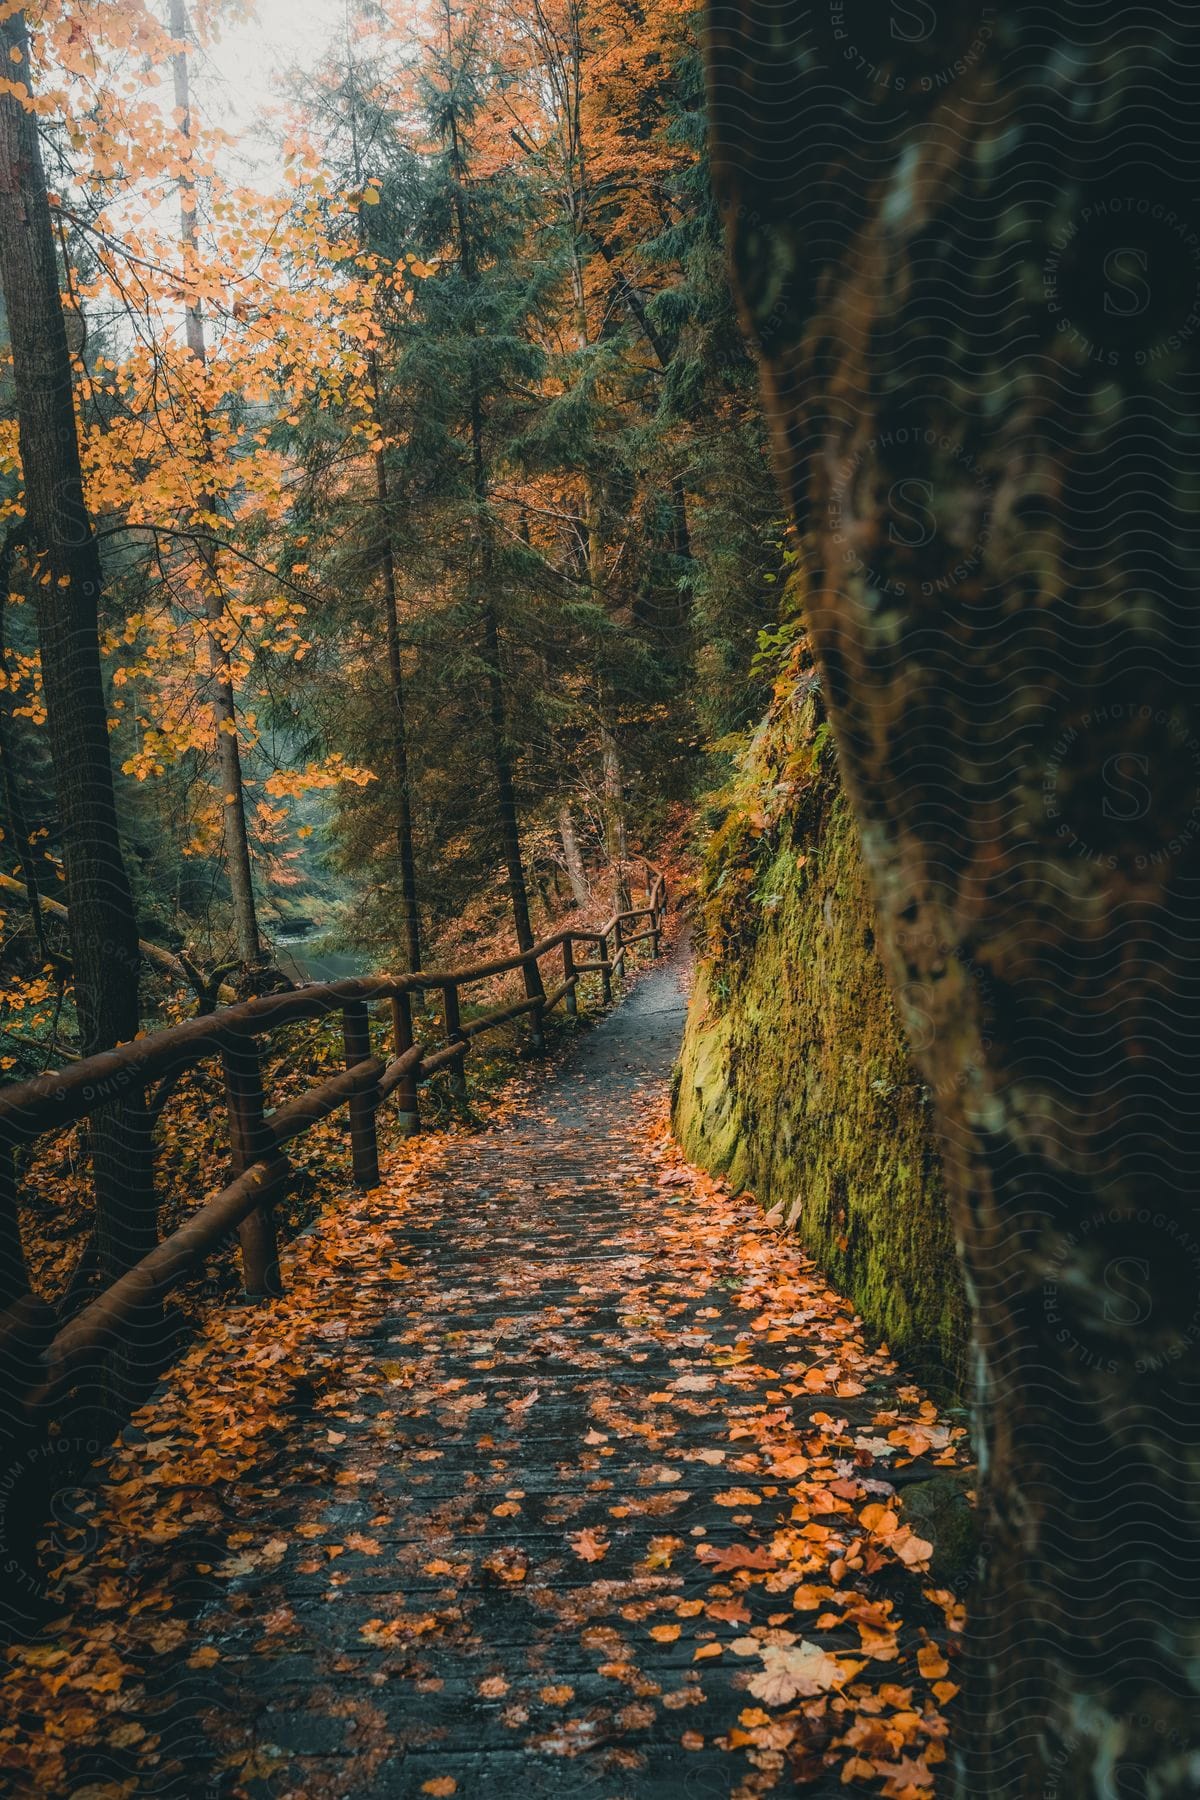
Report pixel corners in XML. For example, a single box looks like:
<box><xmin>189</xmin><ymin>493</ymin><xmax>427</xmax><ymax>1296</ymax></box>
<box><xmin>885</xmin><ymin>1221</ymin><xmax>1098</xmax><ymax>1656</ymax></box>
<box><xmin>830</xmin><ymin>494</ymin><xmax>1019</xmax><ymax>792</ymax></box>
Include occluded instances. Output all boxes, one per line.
<box><xmin>191</xmin><ymin>0</ymin><xmax>347</xmax><ymax>182</ymax></box>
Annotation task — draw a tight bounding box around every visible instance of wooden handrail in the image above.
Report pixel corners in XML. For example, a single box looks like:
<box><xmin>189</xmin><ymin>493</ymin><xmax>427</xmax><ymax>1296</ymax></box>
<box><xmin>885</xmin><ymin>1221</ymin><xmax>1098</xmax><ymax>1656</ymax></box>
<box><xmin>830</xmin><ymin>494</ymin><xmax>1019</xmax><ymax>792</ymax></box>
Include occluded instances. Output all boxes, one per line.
<box><xmin>26</xmin><ymin>1156</ymin><xmax>292</xmax><ymax>1415</ymax></box>
<box><xmin>0</xmin><ymin>863</ymin><xmax>669</xmax><ymax>1419</ymax></box>
<box><xmin>0</xmin><ymin>903</ymin><xmax>663</xmax><ymax>1140</ymax></box>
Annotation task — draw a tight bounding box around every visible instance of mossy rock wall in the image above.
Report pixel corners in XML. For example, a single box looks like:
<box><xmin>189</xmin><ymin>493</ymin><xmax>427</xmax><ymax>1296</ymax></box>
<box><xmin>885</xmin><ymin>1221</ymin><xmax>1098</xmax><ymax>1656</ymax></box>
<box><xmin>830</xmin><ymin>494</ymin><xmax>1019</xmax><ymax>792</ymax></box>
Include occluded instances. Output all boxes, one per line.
<box><xmin>675</xmin><ymin>675</ymin><xmax>967</xmax><ymax>1392</ymax></box>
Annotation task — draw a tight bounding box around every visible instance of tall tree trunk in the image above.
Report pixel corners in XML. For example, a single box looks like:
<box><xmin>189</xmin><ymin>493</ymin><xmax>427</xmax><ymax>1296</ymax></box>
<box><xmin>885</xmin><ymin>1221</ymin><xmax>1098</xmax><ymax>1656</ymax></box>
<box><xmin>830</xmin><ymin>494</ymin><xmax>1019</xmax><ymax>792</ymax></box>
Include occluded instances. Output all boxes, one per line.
<box><xmin>667</xmin><ymin>476</ymin><xmax>692</xmax><ymax>649</ymax></box>
<box><xmin>465</xmin><ymin>382</ymin><xmax>538</xmax><ymax>970</ymax></box>
<box><xmin>170</xmin><ymin>0</ymin><xmax>260</xmax><ymax>967</ymax></box>
<box><xmin>579</xmin><ymin>440</ymin><xmax>629</xmax><ymax>919</ymax></box>
<box><xmin>443</xmin><ymin>15</ymin><xmax>541</xmax><ymax>996</ymax></box>
<box><xmin>523</xmin><ymin>23</ymin><xmax>638</xmax><ymax>932</ymax></box>
<box><xmin>584</xmin><ymin>490</ymin><xmax>631</xmax><ymax>915</ymax></box>
<box><xmin>599</xmin><ymin>719</ymin><xmax>630</xmax><ymax>914</ymax></box>
<box><xmin>557</xmin><ymin>803</ymin><xmax>590</xmax><ymax>909</ymax></box>
<box><xmin>362</xmin><ymin>333</ymin><xmax>421</xmax><ymax>978</ymax></box>
<box><xmin>376</xmin><ymin>472</ymin><xmax>422</xmax><ymax>974</ymax></box>
<box><xmin>587</xmin><ymin>499</ymin><xmax>630</xmax><ymax>915</ymax></box>
<box><xmin>368</xmin><ymin>342</ymin><xmax>421</xmax><ymax>977</ymax></box>
<box><xmin>705</xmin><ymin>6</ymin><xmax>1200</xmax><ymax>1795</ymax></box>
<box><xmin>0</xmin><ymin>8</ymin><xmax>155</xmax><ymax>1281</ymax></box>
<box><xmin>480</xmin><ymin>570</ymin><xmax>539</xmax><ymax>974</ymax></box>
<box><xmin>342</xmin><ymin>21</ymin><xmax>422</xmax><ymax>975</ymax></box>
<box><xmin>202</xmin><ymin>567</ymin><xmax>260</xmax><ymax>965</ymax></box>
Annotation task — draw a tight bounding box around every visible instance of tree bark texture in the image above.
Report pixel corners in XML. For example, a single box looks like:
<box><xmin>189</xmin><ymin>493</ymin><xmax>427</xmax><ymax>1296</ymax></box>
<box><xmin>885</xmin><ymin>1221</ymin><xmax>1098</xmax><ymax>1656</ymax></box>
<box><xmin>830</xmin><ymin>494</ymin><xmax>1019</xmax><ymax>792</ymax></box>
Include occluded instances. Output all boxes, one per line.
<box><xmin>371</xmin><ymin>369</ymin><xmax>422</xmax><ymax>975</ymax></box>
<box><xmin>558</xmin><ymin>802</ymin><xmax>590</xmax><ymax>908</ymax></box>
<box><xmin>0</xmin><ymin>9</ymin><xmax>156</xmax><ymax>1284</ymax></box>
<box><xmin>442</xmin><ymin>18</ymin><xmax>542</xmax><ymax>998</ymax></box>
<box><xmin>600</xmin><ymin>720</ymin><xmax>631</xmax><ymax>914</ymax></box>
<box><xmin>0</xmin><ymin>10</ymin><xmax>141</xmax><ymax>1056</ymax></box>
<box><xmin>343</xmin><ymin>23</ymin><xmax>423</xmax><ymax>976</ymax></box>
<box><xmin>704</xmin><ymin>5</ymin><xmax>1200</xmax><ymax>1795</ymax></box>
<box><xmin>480</xmin><ymin>583</ymin><xmax>541</xmax><ymax>993</ymax></box>
<box><xmin>170</xmin><ymin>0</ymin><xmax>261</xmax><ymax>967</ymax></box>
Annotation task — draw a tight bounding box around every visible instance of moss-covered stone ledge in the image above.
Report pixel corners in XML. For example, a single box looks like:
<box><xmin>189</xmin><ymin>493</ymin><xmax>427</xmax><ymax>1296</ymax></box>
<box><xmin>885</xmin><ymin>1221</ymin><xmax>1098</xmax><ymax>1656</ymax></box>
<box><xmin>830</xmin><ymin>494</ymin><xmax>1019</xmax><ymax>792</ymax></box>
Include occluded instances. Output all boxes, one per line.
<box><xmin>675</xmin><ymin>664</ymin><xmax>967</xmax><ymax>1393</ymax></box>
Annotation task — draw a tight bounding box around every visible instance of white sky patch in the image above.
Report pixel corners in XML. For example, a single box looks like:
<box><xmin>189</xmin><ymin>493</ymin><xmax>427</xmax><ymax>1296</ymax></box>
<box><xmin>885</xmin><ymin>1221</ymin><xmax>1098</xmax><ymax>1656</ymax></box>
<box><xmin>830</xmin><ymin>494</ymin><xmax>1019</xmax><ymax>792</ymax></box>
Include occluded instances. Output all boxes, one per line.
<box><xmin>190</xmin><ymin>0</ymin><xmax>346</xmax><ymax>184</ymax></box>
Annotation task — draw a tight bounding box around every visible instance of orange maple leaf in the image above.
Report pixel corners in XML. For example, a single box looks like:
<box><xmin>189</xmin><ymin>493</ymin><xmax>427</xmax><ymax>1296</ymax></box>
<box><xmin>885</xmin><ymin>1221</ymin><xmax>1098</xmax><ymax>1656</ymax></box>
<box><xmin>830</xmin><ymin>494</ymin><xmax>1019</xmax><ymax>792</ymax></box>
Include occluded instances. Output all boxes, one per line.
<box><xmin>568</xmin><ymin>1527</ymin><xmax>609</xmax><ymax>1562</ymax></box>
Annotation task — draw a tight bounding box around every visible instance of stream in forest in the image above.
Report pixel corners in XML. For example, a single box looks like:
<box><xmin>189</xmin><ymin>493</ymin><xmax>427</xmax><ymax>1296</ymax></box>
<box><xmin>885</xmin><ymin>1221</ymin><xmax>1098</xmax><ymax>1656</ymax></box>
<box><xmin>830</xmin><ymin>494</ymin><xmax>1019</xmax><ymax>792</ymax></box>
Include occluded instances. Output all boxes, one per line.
<box><xmin>272</xmin><ymin>928</ymin><xmax>368</xmax><ymax>986</ymax></box>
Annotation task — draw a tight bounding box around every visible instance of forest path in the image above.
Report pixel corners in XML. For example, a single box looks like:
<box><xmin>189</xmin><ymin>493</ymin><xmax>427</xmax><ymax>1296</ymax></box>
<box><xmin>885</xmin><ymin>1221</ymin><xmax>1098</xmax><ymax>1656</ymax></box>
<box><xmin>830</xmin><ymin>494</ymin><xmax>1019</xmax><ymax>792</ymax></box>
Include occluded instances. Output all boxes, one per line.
<box><xmin>4</xmin><ymin>946</ymin><xmax>966</xmax><ymax>1799</ymax></box>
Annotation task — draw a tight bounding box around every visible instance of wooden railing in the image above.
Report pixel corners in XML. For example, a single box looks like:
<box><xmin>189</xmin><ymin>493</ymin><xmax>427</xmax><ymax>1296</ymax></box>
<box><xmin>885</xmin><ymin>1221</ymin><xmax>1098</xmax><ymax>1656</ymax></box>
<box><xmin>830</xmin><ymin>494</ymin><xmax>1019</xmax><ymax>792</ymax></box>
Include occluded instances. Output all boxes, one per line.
<box><xmin>0</xmin><ymin>865</ymin><xmax>667</xmax><ymax>1420</ymax></box>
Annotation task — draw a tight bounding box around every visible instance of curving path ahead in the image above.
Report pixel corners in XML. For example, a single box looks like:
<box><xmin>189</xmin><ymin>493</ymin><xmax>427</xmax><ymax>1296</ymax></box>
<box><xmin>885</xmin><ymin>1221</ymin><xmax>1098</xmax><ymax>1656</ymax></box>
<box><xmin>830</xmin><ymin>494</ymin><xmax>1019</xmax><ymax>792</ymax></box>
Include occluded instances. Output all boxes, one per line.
<box><xmin>1</xmin><ymin>945</ymin><xmax>968</xmax><ymax>1799</ymax></box>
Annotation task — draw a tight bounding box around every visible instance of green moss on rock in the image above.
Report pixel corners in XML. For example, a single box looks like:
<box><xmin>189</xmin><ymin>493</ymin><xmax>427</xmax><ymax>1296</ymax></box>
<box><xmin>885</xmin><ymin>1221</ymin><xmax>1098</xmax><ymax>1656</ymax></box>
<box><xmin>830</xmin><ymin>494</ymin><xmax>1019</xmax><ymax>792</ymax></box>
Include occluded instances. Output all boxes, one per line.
<box><xmin>676</xmin><ymin>667</ymin><xmax>967</xmax><ymax>1392</ymax></box>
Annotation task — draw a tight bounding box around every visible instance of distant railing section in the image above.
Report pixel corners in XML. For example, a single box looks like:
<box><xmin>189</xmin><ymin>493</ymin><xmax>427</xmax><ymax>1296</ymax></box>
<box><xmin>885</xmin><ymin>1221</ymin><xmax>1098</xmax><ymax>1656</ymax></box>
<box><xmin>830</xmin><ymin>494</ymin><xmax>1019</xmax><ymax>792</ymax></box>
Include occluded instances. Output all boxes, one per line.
<box><xmin>0</xmin><ymin>864</ymin><xmax>668</xmax><ymax>1418</ymax></box>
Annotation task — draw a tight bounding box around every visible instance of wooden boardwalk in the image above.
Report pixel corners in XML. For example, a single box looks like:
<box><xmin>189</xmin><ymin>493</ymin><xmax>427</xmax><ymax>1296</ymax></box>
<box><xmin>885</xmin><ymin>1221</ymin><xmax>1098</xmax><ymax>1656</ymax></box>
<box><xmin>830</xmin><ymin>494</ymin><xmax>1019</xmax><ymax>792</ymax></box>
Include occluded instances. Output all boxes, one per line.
<box><xmin>1</xmin><ymin>950</ymin><xmax>967</xmax><ymax>1798</ymax></box>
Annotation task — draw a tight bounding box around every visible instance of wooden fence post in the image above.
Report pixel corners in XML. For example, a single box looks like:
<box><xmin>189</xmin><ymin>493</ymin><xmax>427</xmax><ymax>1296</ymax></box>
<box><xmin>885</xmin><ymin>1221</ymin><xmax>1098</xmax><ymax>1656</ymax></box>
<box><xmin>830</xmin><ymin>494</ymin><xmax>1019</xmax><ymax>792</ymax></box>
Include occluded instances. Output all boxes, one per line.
<box><xmin>222</xmin><ymin>1034</ymin><xmax>282</xmax><ymax>1299</ymax></box>
<box><xmin>562</xmin><ymin>938</ymin><xmax>578</xmax><ymax>1017</ymax></box>
<box><xmin>600</xmin><ymin>936</ymin><xmax>613</xmax><ymax>1006</ymax></box>
<box><xmin>649</xmin><ymin>886</ymin><xmax>662</xmax><ymax>959</ymax></box>
<box><xmin>343</xmin><ymin>1000</ymin><xmax>381</xmax><ymax>1189</ymax></box>
<box><xmin>612</xmin><ymin>916</ymin><xmax>625</xmax><ymax>982</ymax></box>
<box><xmin>521</xmin><ymin>947</ymin><xmax>546</xmax><ymax>1057</ymax></box>
<box><xmin>442</xmin><ymin>983</ymin><xmax>469</xmax><ymax>1097</ymax></box>
<box><xmin>390</xmin><ymin>989</ymin><xmax>420</xmax><ymax>1135</ymax></box>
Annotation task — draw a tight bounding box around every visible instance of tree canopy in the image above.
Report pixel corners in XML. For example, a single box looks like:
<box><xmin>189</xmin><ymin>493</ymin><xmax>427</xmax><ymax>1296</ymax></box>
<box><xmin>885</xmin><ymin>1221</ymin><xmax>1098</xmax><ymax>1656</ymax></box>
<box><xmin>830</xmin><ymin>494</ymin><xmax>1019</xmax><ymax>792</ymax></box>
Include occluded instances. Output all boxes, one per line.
<box><xmin>0</xmin><ymin>0</ymin><xmax>778</xmax><ymax>1075</ymax></box>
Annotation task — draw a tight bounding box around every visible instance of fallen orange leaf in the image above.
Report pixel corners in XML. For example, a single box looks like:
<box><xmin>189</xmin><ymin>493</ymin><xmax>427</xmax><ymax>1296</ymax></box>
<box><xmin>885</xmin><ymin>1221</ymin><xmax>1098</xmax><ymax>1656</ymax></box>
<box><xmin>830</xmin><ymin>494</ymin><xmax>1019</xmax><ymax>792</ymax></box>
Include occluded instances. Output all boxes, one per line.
<box><xmin>568</xmin><ymin>1527</ymin><xmax>609</xmax><ymax>1562</ymax></box>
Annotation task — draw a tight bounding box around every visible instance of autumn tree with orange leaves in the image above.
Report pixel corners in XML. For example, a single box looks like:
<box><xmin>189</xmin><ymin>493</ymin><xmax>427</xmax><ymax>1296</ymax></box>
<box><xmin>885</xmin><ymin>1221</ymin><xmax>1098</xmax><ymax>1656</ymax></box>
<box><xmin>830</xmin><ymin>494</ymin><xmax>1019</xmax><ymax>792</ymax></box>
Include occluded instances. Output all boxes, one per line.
<box><xmin>0</xmin><ymin>0</ymin><xmax>777</xmax><ymax>1058</ymax></box>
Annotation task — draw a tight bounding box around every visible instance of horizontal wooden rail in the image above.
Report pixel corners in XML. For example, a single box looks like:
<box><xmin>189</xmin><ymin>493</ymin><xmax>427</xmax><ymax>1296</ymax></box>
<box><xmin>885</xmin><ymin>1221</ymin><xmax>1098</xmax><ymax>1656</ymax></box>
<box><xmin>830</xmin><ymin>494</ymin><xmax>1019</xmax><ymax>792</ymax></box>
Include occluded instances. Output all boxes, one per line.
<box><xmin>0</xmin><ymin>908</ymin><xmax>663</xmax><ymax>1141</ymax></box>
<box><xmin>376</xmin><ymin>1043</ymin><xmax>424</xmax><ymax>1103</ymax></box>
<box><xmin>458</xmin><ymin>994</ymin><xmax>543</xmax><ymax>1039</ymax></box>
<box><xmin>417</xmin><ymin>1040</ymin><xmax>471</xmax><ymax>1077</ymax></box>
<box><xmin>27</xmin><ymin>1157</ymin><xmax>292</xmax><ymax>1416</ymax></box>
<box><xmin>265</xmin><ymin>1057</ymin><xmax>385</xmax><ymax>1147</ymax></box>
<box><xmin>27</xmin><ymin>1159</ymin><xmax>293</xmax><ymax>1411</ymax></box>
<box><xmin>0</xmin><ymin>861</ymin><xmax>668</xmax><ymax>1422</ymax></box>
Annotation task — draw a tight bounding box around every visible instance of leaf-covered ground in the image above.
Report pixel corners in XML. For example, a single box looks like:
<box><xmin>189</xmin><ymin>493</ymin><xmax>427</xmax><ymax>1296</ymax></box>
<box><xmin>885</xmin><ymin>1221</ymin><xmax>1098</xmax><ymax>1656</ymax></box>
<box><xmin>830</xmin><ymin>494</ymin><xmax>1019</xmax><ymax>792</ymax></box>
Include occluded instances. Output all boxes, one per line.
<box><xmin>0</xmin><ymin>951</ymin><xmax>970</xmax><ymax>1798</ymax></box>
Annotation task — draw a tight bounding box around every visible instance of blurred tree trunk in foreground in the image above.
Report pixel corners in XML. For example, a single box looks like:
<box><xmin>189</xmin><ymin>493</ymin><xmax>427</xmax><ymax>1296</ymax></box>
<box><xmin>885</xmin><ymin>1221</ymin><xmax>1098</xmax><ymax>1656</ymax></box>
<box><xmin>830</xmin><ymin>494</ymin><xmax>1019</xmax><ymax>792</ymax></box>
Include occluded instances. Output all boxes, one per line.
<box><xmin>704</xmin><ymin>5</ymin><xmax>1200</xmax><ymax>1794</ymax></box>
